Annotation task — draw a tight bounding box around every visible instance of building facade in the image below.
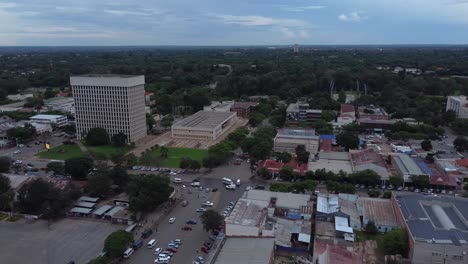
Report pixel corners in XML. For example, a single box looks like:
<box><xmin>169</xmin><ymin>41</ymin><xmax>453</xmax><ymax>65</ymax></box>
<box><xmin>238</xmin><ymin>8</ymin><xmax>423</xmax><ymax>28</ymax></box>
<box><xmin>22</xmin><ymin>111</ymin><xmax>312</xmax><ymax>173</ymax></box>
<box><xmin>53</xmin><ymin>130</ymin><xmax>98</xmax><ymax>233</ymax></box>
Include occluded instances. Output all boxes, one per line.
<box><xmin>446</xmin><ymin>96</ymin><xmax>468</xmax><ymax>119</ymax></box>
<box><xmin>30</xmin><ymin>114</ymin><xmax>67</xmax><ymax>127</ymax></box>
<box><xmin>273</xmin><ymin>128</ymin><xmax>319</xmax><ymax>154</ymax></box>
<box><xmin>70</xmin><ymin>74</ymin><xmax>147</xmax><ymax>143</ymax></box>
<box><xmin>286</xmin><ymin>100</ymin><xmax>322</xmax><ymax>124</ymax></box>
<box><xmin>171</xmin><ymin>111</ymin><xmax>237</xmax><ymax>140</ymax></box>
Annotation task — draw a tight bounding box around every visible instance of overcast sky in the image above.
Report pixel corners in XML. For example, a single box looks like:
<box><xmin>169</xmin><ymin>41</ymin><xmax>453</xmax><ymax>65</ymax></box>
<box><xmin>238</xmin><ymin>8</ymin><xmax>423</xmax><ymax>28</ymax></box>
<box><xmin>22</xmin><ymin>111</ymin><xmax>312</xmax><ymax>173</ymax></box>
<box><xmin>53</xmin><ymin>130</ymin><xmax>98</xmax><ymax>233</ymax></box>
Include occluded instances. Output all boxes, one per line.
<box><xmin>1</xmin><ymin>0</ymin><xmax>468</xmax><ymax>46</ymax></box>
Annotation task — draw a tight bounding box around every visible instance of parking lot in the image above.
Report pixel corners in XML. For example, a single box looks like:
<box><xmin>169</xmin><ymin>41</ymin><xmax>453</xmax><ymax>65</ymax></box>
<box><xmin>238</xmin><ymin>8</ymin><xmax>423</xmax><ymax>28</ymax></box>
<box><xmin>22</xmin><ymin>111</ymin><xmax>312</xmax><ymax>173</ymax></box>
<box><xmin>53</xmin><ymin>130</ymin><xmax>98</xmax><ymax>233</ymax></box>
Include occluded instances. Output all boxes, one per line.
<box><xmin>126</xmin><ymin>160</ymin><xmax>255</xmax><ymax>264</ymax></box>
<box><xmin>0</xmin><ymin>218</ymin><xmax>121</xmax><ymax>264</ymax></box>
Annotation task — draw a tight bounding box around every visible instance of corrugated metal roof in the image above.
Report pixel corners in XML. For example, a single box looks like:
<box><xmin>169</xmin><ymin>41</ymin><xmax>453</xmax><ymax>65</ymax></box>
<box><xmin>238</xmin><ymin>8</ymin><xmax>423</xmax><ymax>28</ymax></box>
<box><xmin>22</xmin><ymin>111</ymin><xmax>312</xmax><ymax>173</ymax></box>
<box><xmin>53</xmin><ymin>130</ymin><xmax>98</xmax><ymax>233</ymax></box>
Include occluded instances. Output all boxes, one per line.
<box><xmin>75</xmin><ymin>201</ymin><xmax>96</xmax><ymax>208</ymax></box>
<box><xmin>105</xmin><ymin>206</ymin><xmax>124</xmax><ymax>217</ymax></box>
<box><xmin>92</xmin><ymin>205</ymin><xmax>113</xmax><ymax>216</ymax></box>
<box><xmin>214</xmin><ymin>238</ymin><xmax>275</xmax><ymax>264</ymax></box>
<box><xmin>69</xmin><ymin>207</ymin><xmax>93</xmax><ymax>214</ymax></box>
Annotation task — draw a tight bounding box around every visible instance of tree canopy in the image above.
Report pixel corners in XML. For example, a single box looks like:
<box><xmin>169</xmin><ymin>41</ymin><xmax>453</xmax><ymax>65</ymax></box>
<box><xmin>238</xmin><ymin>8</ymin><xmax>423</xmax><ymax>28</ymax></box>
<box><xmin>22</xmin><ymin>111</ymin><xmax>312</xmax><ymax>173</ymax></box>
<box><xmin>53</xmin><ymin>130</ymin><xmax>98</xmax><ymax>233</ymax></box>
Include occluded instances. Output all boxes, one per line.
<box><xmin>126</xmin><ymin>174</ymin><xmax>174</xmax><ymax>212</ymax></box>
<box><xmin>85</xmin><ymin>128</ymin><xmax>109</xmax><ymax>146</ymax></box>
<box><xmin>382</xmin><ymin>229</ymin><xmax>409</xmax><ymax>257</ymax></box>
<box><xmin>200</xmin><ymin>209</ymin><xmax>224</xmax><ymax>232</ymax></box>
<box><xmin>104</xmin><ymin>230</ymin><xmax>133</xmax><ymax>259</ymax></box>
<box><xmin>65</xmin><ymin>157</ymin><xmax>94</xmax><ymax>180</ymax></box>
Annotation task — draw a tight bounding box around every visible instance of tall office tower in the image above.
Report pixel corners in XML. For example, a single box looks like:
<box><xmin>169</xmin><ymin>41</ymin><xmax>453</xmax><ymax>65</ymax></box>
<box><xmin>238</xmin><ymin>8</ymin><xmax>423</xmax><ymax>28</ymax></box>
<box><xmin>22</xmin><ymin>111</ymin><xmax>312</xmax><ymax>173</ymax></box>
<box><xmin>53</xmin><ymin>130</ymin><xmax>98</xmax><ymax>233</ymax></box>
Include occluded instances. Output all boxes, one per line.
<box><xmin>70</xmin><ymin>74</ymin><xmax>147</xmax><ymax>143</ymax></box>
<box><xmin>293</xmin><ymin>43</ymin><xmax>299</xmax><ymax>53</ymax></box>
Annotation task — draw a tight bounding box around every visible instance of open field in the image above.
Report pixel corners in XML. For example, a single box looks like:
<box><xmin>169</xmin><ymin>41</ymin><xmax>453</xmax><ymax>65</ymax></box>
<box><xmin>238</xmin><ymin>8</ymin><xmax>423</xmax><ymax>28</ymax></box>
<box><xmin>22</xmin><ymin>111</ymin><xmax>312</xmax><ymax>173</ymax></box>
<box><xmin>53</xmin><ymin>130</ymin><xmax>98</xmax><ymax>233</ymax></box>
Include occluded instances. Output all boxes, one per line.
<box><xmin>87</xmin><ymin>144</ymin><xmax>133</xmax><ymax>160</ymax></box>
<box><xmin>147</xmin><ymin>147</ymin><xmax>208</xmax><ymax>167</ymax></box>
<box><xmin>38</xmin><ymin>144</ymin><xmax>84</xmax><ymax>160</ymax></box>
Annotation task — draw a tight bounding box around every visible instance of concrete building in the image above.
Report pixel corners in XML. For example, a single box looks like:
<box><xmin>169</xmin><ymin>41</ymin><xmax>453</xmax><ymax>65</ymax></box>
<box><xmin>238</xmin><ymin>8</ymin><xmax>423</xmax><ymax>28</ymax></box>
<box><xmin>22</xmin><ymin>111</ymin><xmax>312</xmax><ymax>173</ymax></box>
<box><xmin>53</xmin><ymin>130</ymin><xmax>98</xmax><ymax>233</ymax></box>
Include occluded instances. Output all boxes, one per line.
<box><xmin>332</xmin><ymin>104</ymin><xmax>356</xmax><ymax>130</ymax></box>
<box><xmin>273</xmin><ymin>128</ymin><xmax>319</xmax><ymax>154</ymax></box>
<box><xmin>214</xmin><ymin>238</ymin><xmax>275</xmax><ymax>264</ymax></box>
<box><xmin>30</xmin><ymin>122</ymin><xmax>53</xmax><ymax>134</ymax></box>
<box><xmin>7</xmin><ymin>93</ymin><xmax>33</xmax><ymax>101</ymax></box>
<box><xmin>392</xmin><ymin>193</ymin><xmax>468</xmax><ymax>264</ymax></box>
<box><xmin>203</xmin><ymin>101</ymin><xmax>234</xmax><ymax>113</ymax></box>
<box><xmin>30</xmin><ymin>114</ymin><xmax>67</xmax><ymax>127</ymax></box>
<box><xmin>0</xmin><ymin>101</ymin><xmax>25</xmax><ymax>112</ymax></box>
<box><xmin>286</xmin><ymin>100</ymin><xmax>322</xmax><ymax>124</ymax></box>
<box><xmin>224</xmin><ymin>190</ymin><xmax>312</xmax><ymax>253</ymax></box>
<box><xmin>446</xmin><ymin>96</ymin><xmax>468</xmax><ymax>119</ymax></box>
<box><xmin>44</xmin><ymin>97</ymin><xmax>75</xmax><ymax>115</ymax></box>
<box><xmin>350</xmin><ymin>149</ymin><xmax>391</xmax><ymax>180</ymax></box>
<box><xmin>308</xmin><ymin>152</ymin><xmax>353</xmax><ymax>174</ymax></box>
<box><xmin>171</xmin><ymin>111</ymin><xmax>237</xmax><ymax>140</ymax></box>
<box><xmin>70</xmin><ymin>74</ymin><xmax>147</xmax><ymax>143</ymax></box>
<box><xmin>357</xmin><ymin>197</ymin><xmax>398</xmax><ymax>233</ymax></box>
<box><xmin>230</xmin><ymin>101</ymin><xmax>258</xmax><ymax>118</ymax></box>
<box><xmin>357</xmin><ymin>105</ymin><xmax>389</xmax><ymax>120</ymax></box>
<box><xmin>392</xmin><ymin>153</ymin><xmax>428</xmax><ymax>181</ymax></box>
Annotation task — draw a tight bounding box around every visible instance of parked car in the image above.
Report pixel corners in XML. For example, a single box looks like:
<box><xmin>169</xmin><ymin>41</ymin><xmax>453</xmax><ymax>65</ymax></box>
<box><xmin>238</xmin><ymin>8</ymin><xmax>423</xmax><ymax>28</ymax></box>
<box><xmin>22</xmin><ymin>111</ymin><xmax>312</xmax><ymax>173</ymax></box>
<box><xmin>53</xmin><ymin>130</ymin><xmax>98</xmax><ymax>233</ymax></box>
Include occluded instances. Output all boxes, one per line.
<box><xmin>191</xmin><ymin>181</ymin><xmax>200</xmax><ymax>187</ymax></box>
<box><xmin>174</xmin><ymin>239</ymin><xmax>182</xmax><ymax>245</ymax></box>
<box><xmin>166</xmin><ymin>247</ymin><xmax>177</xmax><ymax>253</ymax></box>
<box><xmin>182</xmin><ymin>226</ymin><xmax>193</xmax><ymax>231</ymax></box>
<box><xmin>202</xmin><ymin>201</ymin><xmax>214</xmax><ymax>207</ymax></box>
<box><xmin>186</xmin><ymin>220</ymin><xmax>197</xmax><ymax>225</ymax></box>
<box><xmin>201</xmin><ymin>246</ymin><xmax>209</xmax><ymax>254</ymax></box>
<box><xmin>196</xmin><ymin>208</ymin><xmax>207</xmax><ymax>212</ymax></box>
<box><xmin>168</xmin><ymin>217</ymin><xmax>176</xmax><ymax>224</ymax></box>
<box><xmin>212</xmin><ymin>188</ymin><xmax>218</xmax><ymax>192</ymax></box>
<box><xmin>154</xmin><ymin>248</ymin><xmax>163</xmax><ymax>254</ymax></box>
<box><xmin>225</xmin><ymin>184</ymin><xmax>236</xmax><ymax>190</ymax></box>
<box><xmin>142</xmin><ymin>228</ymin><xmax>153</xmax><ymax>238</ymax></box>
<box><xmin>254</xmin><ymin>185</ymin><xmax>265</xmax><ymax>190</ymax></box>
<box><xmin>133</xmin><ymin>240</ymin><xmax>143</xmax><ymax>250</ymax></box>
<box><xmin>147</xmin><ymin>239</ymin><xmax>158</xmax><ymax>249</ymax></box>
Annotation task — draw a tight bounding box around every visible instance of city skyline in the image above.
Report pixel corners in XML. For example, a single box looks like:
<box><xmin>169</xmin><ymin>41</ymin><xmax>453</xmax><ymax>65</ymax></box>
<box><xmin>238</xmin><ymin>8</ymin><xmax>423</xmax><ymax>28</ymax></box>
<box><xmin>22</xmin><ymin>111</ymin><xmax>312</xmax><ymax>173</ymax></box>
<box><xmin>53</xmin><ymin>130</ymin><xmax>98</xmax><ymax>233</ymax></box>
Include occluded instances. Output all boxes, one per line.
<box><xmin>1</xmin><ymin>0</ymin><xmax>468</xmax><ymax>46</ymax></box>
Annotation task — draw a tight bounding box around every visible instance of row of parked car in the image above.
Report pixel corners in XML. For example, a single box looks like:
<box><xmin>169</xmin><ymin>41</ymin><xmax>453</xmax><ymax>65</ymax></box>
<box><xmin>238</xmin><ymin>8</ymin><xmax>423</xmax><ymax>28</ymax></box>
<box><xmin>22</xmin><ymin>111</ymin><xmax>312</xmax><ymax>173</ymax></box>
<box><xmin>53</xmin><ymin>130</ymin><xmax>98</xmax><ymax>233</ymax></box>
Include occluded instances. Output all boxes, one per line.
<box><xmin>131</xmin><ymin>166</ymin><xmax>185</xmax><ymax>175</ymax></box>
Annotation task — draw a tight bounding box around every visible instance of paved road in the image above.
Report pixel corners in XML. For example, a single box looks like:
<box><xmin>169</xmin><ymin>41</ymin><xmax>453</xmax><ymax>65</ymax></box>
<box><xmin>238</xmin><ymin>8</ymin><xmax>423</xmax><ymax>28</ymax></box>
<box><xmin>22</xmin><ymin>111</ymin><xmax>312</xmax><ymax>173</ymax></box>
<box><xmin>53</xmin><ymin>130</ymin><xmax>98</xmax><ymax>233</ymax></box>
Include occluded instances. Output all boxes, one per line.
<box><xmin>127</xmin><ymin>160</ymin><xmax>254</xmax><ymax>264</ymax></box>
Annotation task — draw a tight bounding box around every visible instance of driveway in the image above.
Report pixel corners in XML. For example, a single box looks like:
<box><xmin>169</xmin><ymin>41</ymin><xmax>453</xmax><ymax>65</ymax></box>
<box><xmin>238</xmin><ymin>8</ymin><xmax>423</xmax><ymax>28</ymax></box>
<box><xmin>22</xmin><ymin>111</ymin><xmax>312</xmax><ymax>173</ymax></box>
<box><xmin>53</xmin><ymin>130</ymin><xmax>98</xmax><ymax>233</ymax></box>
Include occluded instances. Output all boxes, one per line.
<box><xmin>0</xmin><ymin>218</ymin><xmax>121</xmax><ymax>264</ymax></box>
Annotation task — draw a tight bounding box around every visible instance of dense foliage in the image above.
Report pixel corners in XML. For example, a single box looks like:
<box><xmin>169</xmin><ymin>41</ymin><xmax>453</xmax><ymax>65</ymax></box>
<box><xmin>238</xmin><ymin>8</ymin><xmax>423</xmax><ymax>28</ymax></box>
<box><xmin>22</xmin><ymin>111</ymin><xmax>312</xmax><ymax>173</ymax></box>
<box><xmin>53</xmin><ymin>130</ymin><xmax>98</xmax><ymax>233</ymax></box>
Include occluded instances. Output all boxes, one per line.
<box><xmin>126</xmin><ymin>174</ymin><xmax>174</xmax><ymax>212</ymax></box>
<box><xmin>104</xmin><ymin>230</ymin><xmax>133</xmax><ymax>259</ymax></box>
<box><xmin>85</xmin><ymin>128</ymin><xmax>110</xmax><ymax>146</ymax></box>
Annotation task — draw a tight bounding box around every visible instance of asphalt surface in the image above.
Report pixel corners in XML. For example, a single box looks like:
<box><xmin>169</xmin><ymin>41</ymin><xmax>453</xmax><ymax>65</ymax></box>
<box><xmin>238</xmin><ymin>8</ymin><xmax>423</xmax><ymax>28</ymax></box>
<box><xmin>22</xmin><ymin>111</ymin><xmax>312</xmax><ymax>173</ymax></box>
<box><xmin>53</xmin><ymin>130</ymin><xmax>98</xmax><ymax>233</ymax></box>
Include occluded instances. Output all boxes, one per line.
<box><xmin>127</xmin><ymin>161</ymin><xmax>257</xmax><ymax>264</ymax></box>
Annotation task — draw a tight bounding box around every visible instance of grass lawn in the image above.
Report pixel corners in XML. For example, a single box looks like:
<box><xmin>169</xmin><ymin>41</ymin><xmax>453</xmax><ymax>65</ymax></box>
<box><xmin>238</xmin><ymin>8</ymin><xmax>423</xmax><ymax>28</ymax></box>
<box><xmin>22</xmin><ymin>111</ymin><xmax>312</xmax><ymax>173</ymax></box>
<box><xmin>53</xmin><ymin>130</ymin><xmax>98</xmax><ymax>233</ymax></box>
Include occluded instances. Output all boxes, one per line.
<box><xmin>147</xmin><ymin>147</ymin><xmax>208</xmax><ymax>168</ymax></box>
<box><xmin>87</xmin><ymin>145</ymin><xmax>133</xmax><ymax>160</ymax></box>
<box><xmin>38</xmin><ymin>144</ymin><xmax>85</xmax><ymax>160</ymax></box>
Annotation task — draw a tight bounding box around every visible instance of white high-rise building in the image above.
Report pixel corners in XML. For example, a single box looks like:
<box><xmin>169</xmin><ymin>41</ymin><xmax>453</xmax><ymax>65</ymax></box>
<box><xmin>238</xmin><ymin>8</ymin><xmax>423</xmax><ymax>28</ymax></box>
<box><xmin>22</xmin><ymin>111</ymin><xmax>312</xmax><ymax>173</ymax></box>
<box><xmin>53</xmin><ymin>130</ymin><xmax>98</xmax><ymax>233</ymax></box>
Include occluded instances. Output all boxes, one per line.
<box><xmin>446</xmin><ymin>96</ymin><xmax>468</xmax><ymax>119</ymax></box>
<box><xmin>70</xmin><ymin>74</ymin><xmax>147</xmax><ymax>143</ymax></box>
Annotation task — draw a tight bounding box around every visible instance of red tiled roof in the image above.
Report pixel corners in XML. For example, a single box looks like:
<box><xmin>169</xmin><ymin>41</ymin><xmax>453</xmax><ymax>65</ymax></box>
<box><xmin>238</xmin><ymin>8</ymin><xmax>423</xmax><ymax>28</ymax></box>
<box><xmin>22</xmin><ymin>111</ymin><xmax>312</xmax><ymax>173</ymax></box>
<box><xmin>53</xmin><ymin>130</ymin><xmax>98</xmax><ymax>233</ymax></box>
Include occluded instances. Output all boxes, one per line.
<box><xmin>258</xmin><ymin>159</ymin><xmax>308</xmax><ymax>175</ymax></box>
<box><xmin>56</xmin><ymin>91</ymin><xmax>70</xmax><ymax>97</ymax></box>
<box><xmin>341</xmin><ymin>104</ymin><xmax>355</xmax><ymax>113</ymax></box>
<box><xmin>320</xmin><ymin>139</ymin><xmax>332</xmax><ymax>152</ymax></box>
<box><xmin>457</xmin><ymin>159</ymin><xmax>468</xmax><ymax>168</ymax></box>
<box><xmin>429</xmin><ymin>175</ymin><xmax>458</xmax><ymax>187</ymax></box>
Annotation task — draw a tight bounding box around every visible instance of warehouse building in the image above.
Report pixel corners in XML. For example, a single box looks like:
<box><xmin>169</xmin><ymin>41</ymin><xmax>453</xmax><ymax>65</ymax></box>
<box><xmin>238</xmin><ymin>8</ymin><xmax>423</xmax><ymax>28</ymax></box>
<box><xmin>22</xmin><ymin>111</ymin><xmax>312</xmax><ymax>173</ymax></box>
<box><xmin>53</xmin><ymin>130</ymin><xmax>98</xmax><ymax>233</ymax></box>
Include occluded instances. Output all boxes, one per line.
<box><xmin>392</xmin><ymin>193</ymin><xmax>468</xmax><ymax>264</ymax></box>
<box><xmin>273</xmin><ymin>128</ymin><xmax>319</xmax><ymax>154</ymax></box>
<box><xmin>171</xmin><ymin>111</ymin><xmax>237</xmax><ymax>140</ymax></box>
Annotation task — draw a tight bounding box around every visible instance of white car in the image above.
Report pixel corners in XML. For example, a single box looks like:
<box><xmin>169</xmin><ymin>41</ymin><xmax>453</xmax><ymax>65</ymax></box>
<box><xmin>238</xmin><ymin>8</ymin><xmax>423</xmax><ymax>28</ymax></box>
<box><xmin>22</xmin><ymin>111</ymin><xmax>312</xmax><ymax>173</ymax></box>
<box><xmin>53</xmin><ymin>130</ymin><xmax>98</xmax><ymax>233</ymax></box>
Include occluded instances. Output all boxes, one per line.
<box><xmin>168</xmin><ymin>217</ymin><xmax>176</xmax><ymax>224</ymax></box>
<box><xmin>173</xmin><ymin>178</ymin><xmax>182</xmax><ymax>183</ymax></box>
<box><xmin>154</xmin><ymin>248</ymin><xmax>163</xmax><ymax>254</ymax></box>
<box><xmin>245</xmin><ymin>186</ymin><xmax>252</xmax><ymax>191</ymax></box>
<box><xmin>226</xmin><ymin>184</ymin><xmax>236</xmax><ymax>190</ymax></box>
<box><xmin>15</xmin><ymin>160</ymin><xmax>23</xmax><ymax>164</ymax></box>
<box><xmin>191</xmin><ymin>182</ymin><xmax>200</xmax><ymax>187</ymax></box>
<box><xmin>181</xmin><ymin>185</ymin><xmax>187</xmax><ymax>190</ymax></box>
<box><xmin>202</xmin><ymin>201</ymin><xmax>214</xmax><ymax>207</ymax></box>
<box><xmin>13</xmin><ymin>150</ymin><xmax>21</xmax><ymax>154</ymax></box>
<box><xmin>170</xmin><ymin>171</ymin><xmax>177</xmax><ymax>176</ymax></box>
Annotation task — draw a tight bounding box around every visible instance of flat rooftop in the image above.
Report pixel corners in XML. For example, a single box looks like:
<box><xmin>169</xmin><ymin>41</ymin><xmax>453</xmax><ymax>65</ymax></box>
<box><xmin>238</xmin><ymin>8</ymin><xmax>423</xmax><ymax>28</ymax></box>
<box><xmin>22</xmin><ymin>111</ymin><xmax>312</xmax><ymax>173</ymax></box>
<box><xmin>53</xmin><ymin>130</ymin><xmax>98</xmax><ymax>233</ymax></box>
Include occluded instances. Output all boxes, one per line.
<box><xmin>395</xmin><ymin>193</ymin><xmax>468</xmax><ymax>245</ymax></box>
<box><xmin>72</xmin><ymin>74</ymin><xmax>141</xmax><ymax>78</ymax></box>
<box><xmin>172</xmin><ymin>111</ymin><xmax>235</xmax><ymax>129</ymax></box>
<box><xmin>357</xmin><ymin>198</ymin><xmax>397</xmax><ymax>228</ymax></box>
<box><xmin>31</xmin><ymin>114</ymin><xmax>65</xmax><ymax>119</ymax></box>
<box><xmin>243</xmin><ymin>190</ymin><xmax>311</xmax><ymax>210</ymax></box>
<box><xmin>214</xmin><ymin>238</ymin><xmax>275</xmax><ymax>264</ymax></box>
<box><xmin>225</xmin><ymin>199</ymin><xmax>267</xmax><ymax>227</ymax></box>
<box><xmin>276</xmin><ymin>128</ymin><xmax>317</xmax><ymax>139</ymax></box>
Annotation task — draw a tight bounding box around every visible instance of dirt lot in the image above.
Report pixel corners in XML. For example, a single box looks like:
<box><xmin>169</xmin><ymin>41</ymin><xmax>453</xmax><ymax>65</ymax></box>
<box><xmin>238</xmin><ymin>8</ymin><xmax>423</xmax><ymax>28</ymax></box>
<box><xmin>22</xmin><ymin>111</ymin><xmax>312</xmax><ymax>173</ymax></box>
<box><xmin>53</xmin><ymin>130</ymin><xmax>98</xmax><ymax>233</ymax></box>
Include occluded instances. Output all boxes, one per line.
<box><xmin>0</xmin><ymin>218</ymin><xmax>121</xmax><ymax>264</ymax></box>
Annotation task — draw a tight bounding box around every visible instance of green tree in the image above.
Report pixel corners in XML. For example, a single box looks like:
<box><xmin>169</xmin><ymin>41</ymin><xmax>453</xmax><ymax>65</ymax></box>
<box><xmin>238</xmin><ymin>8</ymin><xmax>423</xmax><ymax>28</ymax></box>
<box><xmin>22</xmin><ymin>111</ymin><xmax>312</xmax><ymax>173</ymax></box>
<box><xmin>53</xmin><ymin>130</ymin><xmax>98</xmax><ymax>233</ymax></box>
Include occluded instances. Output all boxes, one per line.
<box><xmin>7</xmin><ymin>123</ymin><xmax>36</xmax><ymax>140</ymax></box>
<box><xmin>249</xmin><ymin>139</ymin><xmax>272</xmax><ymax>161</ymax></box>
<box><xmin>111</xmin><ymin>132</ymin><xmax>127</xmax><ymax>147</ymax></box>
<box><xmin>389</xmin><ymin>175</ymin><xmax>404</xmax><ymax>187</ymax></box>
<box><xmin>0</xmin><ymin>174</ymin><xmax>14</xmax><ymax>211</ymax></box>
<box><xmin>108</xmin><ymin>165</ymin><xmax>130</xmax><ymax>187</ymax></box>
<box><xmin>202</xmin><ymin>156</ymin><xmax>216</xmax><ymax>171</ymax></box>
<box><xmin>257</xmin><ymin>167</ymin><xmax>271</xmax><ymax>178</ymax></box>
<box><xmin>321</xmin><ymin>110</ymin><xmax>336</xmax><ymax>122</ymax></box>
<box><xmin>421</xmin><ymin>139</ymin><xmax>432</xmax><ymax>151</ymax></box>
<box><xmin>383</xmin><ymin>191</ymin><xmax>392</xmax><ymax>199</ymax></box>
<box><xmin>190</xmin><ymin>160</ymin><xmax>201</xmax><ymax>171</ymax></box>
<box><xmin>160</xmin><ymin>146</ymin><xmax>169</xmax><ymax>158</ymax></box>
<box><xmin>295</xmin><ymin>145</ymin><xmax>310</xmax><ymax>164</ymax></box>
<box><xmin>280</xmin><ymin>165</ymin><xmax>293</xmax><ymax>180</ymax></box>
<box><xmin>453</xmin><ymin>136</ymin><xmax>468</xmax><ymax>152</ymax></box>
<box><xmin>367</xmin><ymin>190</ymin><xmax>381</xmax><ymax>198</ymax></box>
<box><xmin>338</xmin><ymin>91</ymin><xmax>346</xmax><ymax>103</ymax></box>
<box><xmin>179</xmin><ymin>157</ymin><xmax>192</xmax><ymax>169</ymax></box>
<box><xmin>270</xmin><ymin>182</ymin><xmax>290</xmax><ymax>192</ymax></box>
<box><xmin>47</xmin><ymin>161</ymin><xmax>65</xmax><ymax>175</ymax></box>
<box><xmin>65</xmin><ymin>157</ymin><xmax>94</xmax><ymax>181</ymax></box>
<box><xmin>200</xmin><ymin>209</ymin><xmax>224</xmax><ymax>232</ymax></box>
<box><xmin>274</xmin><ymin>152</ymin><xmax>292</xmax><ymax>163</ymax></box>
<box><xmin>85</xmin><ymin>128</ymin><xmax>109</xmax><ymax>146</ymax></box>
<box><xmin>87</xmin><ymin>173</ymin><xmax>113</xmax><ymax>197</ymax></box>
<box><xmin>336</xmin><ymin>131</ymin><xmax>360</xmax><ymax>150</ymax></box>
<box><xmin>349</xmin><ymin>170</ymin><xmax>381</xmax><ymax>186</ymax></box>
<box><xmin>146</xmin><ymin>113</ymin><xmax>156</xmax><ymax>130</ymax></box>
<box><xmin>249</xmin><ymin>112</ymin><xmax>266</xmax><ymax>127</ymax></box>
<box><xmin>126</xmin><ymin>174</ymin><xmax>174</xmax><ymax>212</ymax></box>
<box><xmin>365</xmin><ymin>221</ymin><xmax>379</xmax><ymax>235</ymax></box>
<box><xmin>382</xmin><ymin>229</ymin><xmax>409</xmax><ymax>257</ymax></box>
<box><xmin>104</xmin><ymin>230</ymin><xmax>133</xmax><ymax>259</ymax></box>
<box><xmin>410</xmin><ymin>175</ymin><xmax>430</xmax><ymax>189</ymax></box>
<box><xmin>124</xmin><ymin>153</ymin><xmax>138</xmax><ymax>167</ymax></box>
<box><xmin>442</xmin><ymin>110</ymin><xmax>457</xmax><ymax>124</ymax></box>
<box><xmin>160</xmin><ymin>115</ymin><xmax>174</xmax><ymax>129</ymax></box>
<box><xmin>0</xmin><ymin>156</ymin><xmax>11</xmax><ymax>173</ymax></box>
